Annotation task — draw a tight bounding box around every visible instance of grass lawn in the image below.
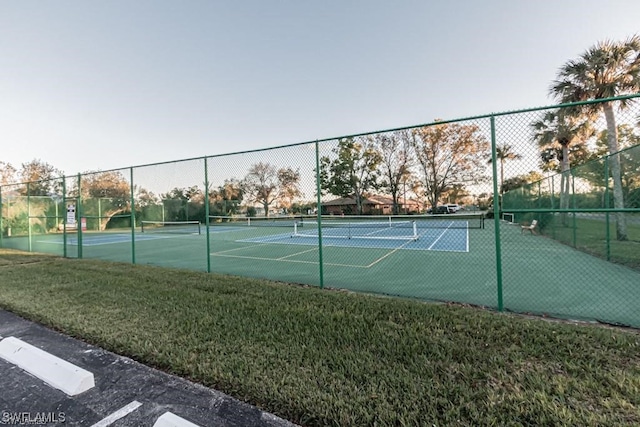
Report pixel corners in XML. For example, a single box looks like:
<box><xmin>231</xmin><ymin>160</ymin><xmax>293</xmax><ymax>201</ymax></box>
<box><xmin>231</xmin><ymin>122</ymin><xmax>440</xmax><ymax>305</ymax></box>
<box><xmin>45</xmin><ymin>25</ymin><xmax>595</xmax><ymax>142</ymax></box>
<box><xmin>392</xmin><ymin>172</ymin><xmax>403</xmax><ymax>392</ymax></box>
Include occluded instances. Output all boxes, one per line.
<box><xmin>540</xmin><ymin>215</ymin><xmax>640</xmax><ymax>269</ymax></box>
<box><xmin>0</xmin><ymin>248</ymin><xmax>639</xmax><ymax>426</ymax></box>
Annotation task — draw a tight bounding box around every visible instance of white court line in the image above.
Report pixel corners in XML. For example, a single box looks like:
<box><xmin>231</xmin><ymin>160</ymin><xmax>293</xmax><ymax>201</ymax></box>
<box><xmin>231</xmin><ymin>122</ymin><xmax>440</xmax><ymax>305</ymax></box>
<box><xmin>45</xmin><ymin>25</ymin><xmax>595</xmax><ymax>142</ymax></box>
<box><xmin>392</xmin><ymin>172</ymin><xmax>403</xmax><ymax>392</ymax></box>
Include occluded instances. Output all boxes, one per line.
<box><xmin>277</xmin><ymin>247</ymin><xmax>318</xmax><ymax>260</ymax></box>
<box><xmin>466</xmin><ymin>226</ymin><xmax>470</xmax><ymax>252</ymax></box>
<box><xmin>427</xmin><ymin>222</ymin><xmax>454</xmax><ymax>250</ymax></box>
<box><xmin>90</xmin><ymin>401</ymin><xmax>142</xmax><ymax>427</ymax></box>
<box><xmin>237</xmin><ymin>233</ymin><xmax>295</xmax><ymax>243</ymax></box>
<box><xmin>366</xmin><ymin>238</ymin><xmax>416</xmax><ymax>268</ymax></box>
<box><xmin>209</xmin><ymin>226</ymin><xmax>245</xmax><ymax>234</ymax></box>
<box><xmin>210</xmin><ymin>241</ymin><xmax>281</xmax><ymax>255</ymax></box>
<box><xmin>38</xmin><ymin>234</ymin><xmax>179</xmax><ymax>247</ymax></box>
<box><xmin>210</xmin><ymin>252</ymin><xmax>368</xmax><ymax>268</ymax></box>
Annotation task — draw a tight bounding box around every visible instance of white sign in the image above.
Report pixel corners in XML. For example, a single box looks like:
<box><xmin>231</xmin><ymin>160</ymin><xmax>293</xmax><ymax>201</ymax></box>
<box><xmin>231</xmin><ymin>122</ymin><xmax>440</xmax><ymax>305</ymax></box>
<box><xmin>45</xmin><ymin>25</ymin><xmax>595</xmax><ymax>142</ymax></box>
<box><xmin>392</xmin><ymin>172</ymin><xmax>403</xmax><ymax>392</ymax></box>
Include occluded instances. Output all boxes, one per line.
<box><xmin>66</xmin><ymin>203</ymin><xmax>76</xmax><ymax>225</ymax></box>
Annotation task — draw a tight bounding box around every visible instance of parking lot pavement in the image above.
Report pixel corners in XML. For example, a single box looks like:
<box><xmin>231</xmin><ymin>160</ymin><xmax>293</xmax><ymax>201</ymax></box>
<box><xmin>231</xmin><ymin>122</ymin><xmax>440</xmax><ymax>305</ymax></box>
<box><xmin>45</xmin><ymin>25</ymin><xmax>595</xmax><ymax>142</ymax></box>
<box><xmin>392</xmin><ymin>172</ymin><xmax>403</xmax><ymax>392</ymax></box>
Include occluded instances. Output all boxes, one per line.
<box><xmin>0</xmin><ymin>309</ymin><xmax>298</xmax><ymax>427</ymax></box>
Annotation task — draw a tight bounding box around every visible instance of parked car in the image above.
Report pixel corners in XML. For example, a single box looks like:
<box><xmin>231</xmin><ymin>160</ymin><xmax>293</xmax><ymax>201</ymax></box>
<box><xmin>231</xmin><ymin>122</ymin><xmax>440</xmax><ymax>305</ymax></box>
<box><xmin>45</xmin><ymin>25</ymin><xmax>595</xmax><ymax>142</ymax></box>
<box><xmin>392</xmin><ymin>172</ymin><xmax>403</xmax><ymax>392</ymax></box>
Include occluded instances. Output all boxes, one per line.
<box><xmin>446</xmin><ymin>203</ymin><xmax>460</xmax><ymax>213</ymax></box>
<box><xmin>428</xmin><ymin>205</ymin><xmax>453</xmax><ymax>214</ymax></box>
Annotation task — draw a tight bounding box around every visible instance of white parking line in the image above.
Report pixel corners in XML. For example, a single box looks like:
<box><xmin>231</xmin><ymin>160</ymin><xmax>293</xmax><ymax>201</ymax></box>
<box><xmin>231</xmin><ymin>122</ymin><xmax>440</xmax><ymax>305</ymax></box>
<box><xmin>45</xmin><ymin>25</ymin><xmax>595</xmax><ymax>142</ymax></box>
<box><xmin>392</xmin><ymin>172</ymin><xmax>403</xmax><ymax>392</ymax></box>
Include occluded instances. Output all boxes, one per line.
<box><xmin>90</xmin><ymin>401</ymin><xmax>143</xmax><ymax>427</ymax></box>
<box><xmin>154</xmin><ymin>412</ymin><xmax>201</xmax><ymax>427</ymax></box>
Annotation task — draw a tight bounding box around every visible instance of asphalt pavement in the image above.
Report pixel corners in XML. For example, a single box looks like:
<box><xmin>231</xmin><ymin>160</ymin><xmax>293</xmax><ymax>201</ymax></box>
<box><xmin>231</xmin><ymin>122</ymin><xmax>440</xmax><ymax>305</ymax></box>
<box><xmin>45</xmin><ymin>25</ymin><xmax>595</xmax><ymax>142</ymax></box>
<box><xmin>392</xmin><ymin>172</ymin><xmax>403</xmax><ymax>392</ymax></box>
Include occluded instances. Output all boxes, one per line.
<box><xmin>0</xmin><ymin>309</ymin><xmax>298</xmax><ymax>427</ymax></box>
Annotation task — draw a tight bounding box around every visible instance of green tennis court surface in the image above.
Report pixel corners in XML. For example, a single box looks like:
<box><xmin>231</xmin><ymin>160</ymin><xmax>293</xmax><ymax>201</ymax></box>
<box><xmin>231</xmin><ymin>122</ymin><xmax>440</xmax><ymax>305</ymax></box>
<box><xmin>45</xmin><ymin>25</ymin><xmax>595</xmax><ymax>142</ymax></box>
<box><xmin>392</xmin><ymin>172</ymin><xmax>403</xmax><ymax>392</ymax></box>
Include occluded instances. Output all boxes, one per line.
<box><xmin>3</xmin><ymin>217</ymin><xmax>640</xmax><ymax>328</ymax></box>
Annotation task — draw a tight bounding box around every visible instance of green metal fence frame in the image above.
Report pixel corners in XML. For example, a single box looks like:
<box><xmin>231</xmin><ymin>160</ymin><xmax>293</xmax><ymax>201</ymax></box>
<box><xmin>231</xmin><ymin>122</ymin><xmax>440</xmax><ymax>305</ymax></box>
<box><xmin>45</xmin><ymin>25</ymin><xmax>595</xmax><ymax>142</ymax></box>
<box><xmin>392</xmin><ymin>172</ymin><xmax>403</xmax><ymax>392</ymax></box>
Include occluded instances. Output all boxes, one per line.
<box><xmin>2</xmin><ymin>93</ymin><xmax>640</xmax><ymax>322</ymax></box>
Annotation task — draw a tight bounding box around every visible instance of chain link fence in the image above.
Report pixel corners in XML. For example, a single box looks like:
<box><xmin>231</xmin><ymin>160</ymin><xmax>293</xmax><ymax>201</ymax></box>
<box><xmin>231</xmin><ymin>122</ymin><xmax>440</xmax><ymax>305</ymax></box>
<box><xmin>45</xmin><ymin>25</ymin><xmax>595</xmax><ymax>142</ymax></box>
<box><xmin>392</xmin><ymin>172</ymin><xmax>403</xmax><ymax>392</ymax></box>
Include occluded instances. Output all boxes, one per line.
<box><xmin>2</xmin><ymin>95</ymin><xmax>640</xmax><ymax>327</ymax></box>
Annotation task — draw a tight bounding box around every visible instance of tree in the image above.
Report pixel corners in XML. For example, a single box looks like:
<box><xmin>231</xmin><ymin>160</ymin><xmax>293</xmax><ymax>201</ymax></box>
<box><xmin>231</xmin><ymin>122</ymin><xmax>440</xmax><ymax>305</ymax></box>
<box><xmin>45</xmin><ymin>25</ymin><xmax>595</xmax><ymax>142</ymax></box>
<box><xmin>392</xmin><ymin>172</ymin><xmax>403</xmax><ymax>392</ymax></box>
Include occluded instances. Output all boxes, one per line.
<box><xmin>550</xmin><ymin>35</ymin><xmax>640</xmax><ymax>240</ymax></box>
<box><xmin>81</xmin><ymin>171</ymin><xmax>132</xmax><ymax>230</ymax></box>
<box><xmin>576</xmin><ymin>125</ymin><xmax>640</xmax><ymax>205</ymax></box>
<box><xmin>501</xmin><ymin>171</ymin><xmax>545</xmax><ymax>194</ymax></box>
<box><xmin>0</xmin><ymin>160</ymin><xmax>61</xmax><ymax>235</ymax></box>
<box><xmin>209</xmin><ymin>179</ymin><xmax>244</xmax><ymax>216</ymax></box>
<box><xmin>135</xmin><ymin>187</ymin><xmax>160</xmax><ymax>208</ymax></box>
<box><xmin>18</xmin><ymin>159</ymin><xmax>63</xmax><ymax>196</ymax></box>
<box><xmin>0</xmin><ymin>161</ymin><xmax>17</xmax><ymax>186</ymax></box>
<box><xmin>411</xmin><ymin>122</ymin><xmax>489</xmax><ymax>211</ymax></box>
<box><xmin>487</xmin><ymin>144</ymin><xmax>522</xmax><ymax>194</ymax></box>
<box><xmin>160</xmin><ymin>186</ymin><xmax>204</xmax><ymax>222</ymax></box>
<box><xmin>371</xmin><ymin>131</ymin><xmax>413</xmax><ymax>214</ymax></box>
<box><xmin>605</xmin><ymin>127</ymin><xmax>640</xmax><ymax>202</ymax></box>
<box><xmin>320</xmin><ymin>137</ymin><xmax>382</xmax><ymax>215</ymax></box>
<box><xmin>243</xmin><ymin>162</ymin><xmax>301</xmax><ymax>217</ymax></box>
<box><xmin>531</xmin><ymin>109</ymin><xmax>595</xmax><ymax>222</ymax></box>
<box><xmin>443</xmin><ymin>183</ymin><xmax>471</xmax><ymax>204</ymax></box>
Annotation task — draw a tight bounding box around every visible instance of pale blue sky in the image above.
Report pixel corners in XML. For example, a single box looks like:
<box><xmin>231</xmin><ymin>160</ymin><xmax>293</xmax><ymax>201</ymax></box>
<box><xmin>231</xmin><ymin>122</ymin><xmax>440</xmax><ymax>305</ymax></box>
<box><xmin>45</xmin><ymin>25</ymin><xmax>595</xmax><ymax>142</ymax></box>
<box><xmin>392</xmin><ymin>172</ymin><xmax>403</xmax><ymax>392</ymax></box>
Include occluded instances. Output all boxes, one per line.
<box><xmin>2</xmin><ymin>0</ymin><xmax>639</xmax><ymax>176</ymax></box>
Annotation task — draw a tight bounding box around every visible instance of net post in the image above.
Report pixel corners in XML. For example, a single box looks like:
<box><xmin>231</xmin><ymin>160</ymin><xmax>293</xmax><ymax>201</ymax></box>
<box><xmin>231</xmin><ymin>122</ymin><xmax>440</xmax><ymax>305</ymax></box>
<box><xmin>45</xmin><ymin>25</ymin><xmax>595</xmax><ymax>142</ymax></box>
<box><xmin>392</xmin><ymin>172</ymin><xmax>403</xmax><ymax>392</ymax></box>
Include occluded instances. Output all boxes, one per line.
<box><xmin>412</xmin><ymin>220</ymin><xmax>417</xmax><ymax>240</ymax></box>
<box><xmin>293</xmin><ymin>222</ymin><xmax>298</xmax><ymax>237</ymax></box>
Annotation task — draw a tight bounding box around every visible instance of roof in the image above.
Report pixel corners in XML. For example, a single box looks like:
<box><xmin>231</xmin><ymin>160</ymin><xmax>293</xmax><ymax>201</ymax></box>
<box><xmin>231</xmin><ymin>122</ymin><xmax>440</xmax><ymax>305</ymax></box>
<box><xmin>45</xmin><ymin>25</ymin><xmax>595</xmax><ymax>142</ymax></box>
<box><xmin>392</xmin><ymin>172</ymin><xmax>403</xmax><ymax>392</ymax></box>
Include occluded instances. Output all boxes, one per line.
<box><xmin>323</xmin><ymin>195</ymin><xmax>420</xmax><ymax>206</ymax></box>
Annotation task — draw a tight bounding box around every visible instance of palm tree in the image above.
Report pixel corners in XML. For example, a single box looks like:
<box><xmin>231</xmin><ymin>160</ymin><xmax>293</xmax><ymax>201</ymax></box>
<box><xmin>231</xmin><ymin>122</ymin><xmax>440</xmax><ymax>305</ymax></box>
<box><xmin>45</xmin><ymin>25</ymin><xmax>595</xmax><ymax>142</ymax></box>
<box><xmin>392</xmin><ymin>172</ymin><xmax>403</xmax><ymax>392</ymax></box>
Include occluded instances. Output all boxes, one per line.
<box><xmin>487</xmin><ymin>144</ymin><xmax>522</xmax><ymax>194</ymax></box>
<box><xmin>549</xmin><ymin>35</ymin><xmax>640</xmax><ymax>240</ymax></box>
<box><xmin>531</xmin><ymin>110</ymin><xmax>595</xmax><ymax>224</ymax></box>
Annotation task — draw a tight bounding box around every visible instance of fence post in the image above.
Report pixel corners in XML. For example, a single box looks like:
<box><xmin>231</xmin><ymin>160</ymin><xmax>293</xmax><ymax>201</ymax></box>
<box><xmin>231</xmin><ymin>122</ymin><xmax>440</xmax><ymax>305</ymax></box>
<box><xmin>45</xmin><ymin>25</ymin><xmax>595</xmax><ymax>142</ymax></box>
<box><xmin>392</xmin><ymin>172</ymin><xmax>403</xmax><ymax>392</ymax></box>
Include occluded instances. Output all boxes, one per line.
<box><xmin>604</xmin><ymin>159</ymin><xmax>611</xmax><ymax>261</ymax></box>
<box><xmin>551</xmin><ymin>175</ymin><xmax>556</xmax><ymax>239</ymax></box>
<box><xmin>62</xmin><ymin>177</ymin><xmax>67</xmax><ymax>258</ymax></box>
<box><xmin>204</xmin><ymin>157</ymin><xmax>211</xmax><ymax>273</ymax></box>
<box><xmin>27</xmin><ymin>183</ymin><xmax>32</xmax><ymax>252</ymax></box>
<box><xmin>572</xmin><ymin>172</ymin><xmax>576</xmax><ymax>248</ymax></box>
<box><xmin>0</xmin><ymin>185</ymin><xmax>3</xmax><ymax>248</ymax></box>
<box><xmin>537</xmin><ymin>181</ymin><xmax>541</xmax><ymax>220</ymax></box>
<box><xmin>490</xmin><ymin>116</ymin><xmax>504</xmax><ymax>312</ymax></box>
<box><xmin>315</xmin><ymin>140</ymin><xmax>324</xmax><ymax>289</ymax></box>
<box><xmin>77</xmin><ymin>174</ymin><xmax>83</xmax><ymax>259</ymax></box>
<box><xmin>130</xmin><ymin>168</ymin><xmax>136</xmax><ymax>265</ymax></box>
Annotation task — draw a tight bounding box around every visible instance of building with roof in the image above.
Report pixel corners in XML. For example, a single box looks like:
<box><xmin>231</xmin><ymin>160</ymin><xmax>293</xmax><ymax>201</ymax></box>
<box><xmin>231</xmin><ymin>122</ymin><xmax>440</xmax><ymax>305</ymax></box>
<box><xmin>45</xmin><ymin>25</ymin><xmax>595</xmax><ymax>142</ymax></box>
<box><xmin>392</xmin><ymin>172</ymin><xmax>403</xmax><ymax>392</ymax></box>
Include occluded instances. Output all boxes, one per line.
<box><xmin>321</xmin><ymin>195</ymin><xmax>422</xmax><ymax>215</ymax></box>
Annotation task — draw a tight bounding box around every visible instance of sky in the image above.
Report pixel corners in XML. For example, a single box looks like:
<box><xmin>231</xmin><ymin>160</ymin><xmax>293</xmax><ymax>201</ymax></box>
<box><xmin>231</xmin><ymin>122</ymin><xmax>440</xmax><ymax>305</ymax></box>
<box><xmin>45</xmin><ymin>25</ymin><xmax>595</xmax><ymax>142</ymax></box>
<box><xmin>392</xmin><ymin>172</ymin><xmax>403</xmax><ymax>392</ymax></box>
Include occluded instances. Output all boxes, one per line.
<box><xmin>2</xmin><ymin>0</ymin><xmax>640</xmax><ymax>178</ymax></box>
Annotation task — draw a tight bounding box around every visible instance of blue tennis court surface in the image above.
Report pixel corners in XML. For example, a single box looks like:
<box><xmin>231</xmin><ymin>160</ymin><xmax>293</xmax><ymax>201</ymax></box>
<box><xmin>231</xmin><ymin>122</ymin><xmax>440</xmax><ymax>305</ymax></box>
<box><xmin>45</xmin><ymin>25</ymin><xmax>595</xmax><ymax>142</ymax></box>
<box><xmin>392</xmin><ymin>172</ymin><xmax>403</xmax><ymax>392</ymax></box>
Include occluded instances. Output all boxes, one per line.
<box><xmin>238</xmin><ymin>225</ymin><xmax>469</xmax><ymax>252</ymax></box>
<box><xmin>39</xmin><ymin>233</ymin><xmax>178</xmax><ymax>246</ymax></box>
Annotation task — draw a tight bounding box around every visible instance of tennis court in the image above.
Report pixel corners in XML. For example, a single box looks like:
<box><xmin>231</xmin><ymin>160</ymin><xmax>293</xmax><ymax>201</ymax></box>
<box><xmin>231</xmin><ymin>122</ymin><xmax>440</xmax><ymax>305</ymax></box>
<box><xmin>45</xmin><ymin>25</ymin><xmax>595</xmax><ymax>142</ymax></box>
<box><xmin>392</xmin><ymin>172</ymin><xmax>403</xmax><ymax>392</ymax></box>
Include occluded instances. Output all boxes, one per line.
<box><xmin>233</xmin><ymin>216</ymin><xmax>473</xmax><ymax>252</ymax></box>
<box><xmin>2</xmin><ymin>213</ymin><xmax>640</xmax><ymax>328</ymax></box>
<box><xmin>39</xmin><ymin>233</ymin><xmax>177</xmax><ymax>246</ymax></box>
<box><xmin>205</xmin><ymin>214</ymin><xmax>479</xmax><ymax>268</ymax></box>
<box><xmin>145</xmin><ymin>217</ymin><xmax>640</xmax><ymax>328</ymax></box>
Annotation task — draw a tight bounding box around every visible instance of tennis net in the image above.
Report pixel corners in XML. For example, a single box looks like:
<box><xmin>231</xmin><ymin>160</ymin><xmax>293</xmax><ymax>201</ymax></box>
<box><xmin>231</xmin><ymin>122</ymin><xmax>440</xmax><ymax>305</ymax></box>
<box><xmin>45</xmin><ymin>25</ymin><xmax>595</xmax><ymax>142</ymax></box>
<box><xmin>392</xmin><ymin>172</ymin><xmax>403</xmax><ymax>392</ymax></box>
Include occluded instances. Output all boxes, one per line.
<box><xmin>208</xmin><ymin>215</ymin><xmax>301</xmax><ymax>227</ymax></box>
<box><xmin>293</xmin><ymin>218</ymin><xmax>419</xmax><ymax>241</ymax></box>
<box><xmin>306</xmin><ymin>214</ymin><xmax>485</xmax><ymax>229</ymax></box>
<box><xmin>411</xmin><ymin>213</ymin><xmax>485</xmax><ymax>229</ymax></box>
<box><xmin>141</xmin><ymin>220</ymin><xmax>201</xmax><ymax>235</ymax></box>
